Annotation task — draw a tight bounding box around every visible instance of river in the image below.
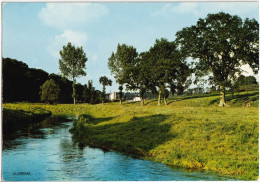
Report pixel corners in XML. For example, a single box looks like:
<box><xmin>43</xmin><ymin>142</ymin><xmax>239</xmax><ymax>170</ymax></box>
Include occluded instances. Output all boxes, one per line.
<box><xmin>2</xmin><ymin>116</ymin><xmax>235</xmax><ymax>181</ymax></box>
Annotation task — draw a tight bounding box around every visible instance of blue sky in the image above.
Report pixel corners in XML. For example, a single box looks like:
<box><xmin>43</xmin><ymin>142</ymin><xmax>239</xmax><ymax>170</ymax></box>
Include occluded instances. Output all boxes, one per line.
<box><xmin>2</xmin><ymin>2</ymin><xmax>259</xmax><ymax>91</ymax></box>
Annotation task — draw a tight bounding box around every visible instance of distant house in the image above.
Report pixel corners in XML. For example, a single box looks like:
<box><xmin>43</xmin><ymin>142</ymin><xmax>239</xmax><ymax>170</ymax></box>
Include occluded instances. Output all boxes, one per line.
<box><xmin>109</xmin><ymin>92</ymin><xmax>116</xmax><ymax>100</ymax></box>
<box><xmin>133</xmin><ymin>97</ymin><xmax>141</xmax><ymax>101</ymax></box>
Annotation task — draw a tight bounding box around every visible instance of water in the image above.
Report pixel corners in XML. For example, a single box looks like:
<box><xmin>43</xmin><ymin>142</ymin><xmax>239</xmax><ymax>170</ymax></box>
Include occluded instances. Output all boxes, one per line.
<box><xmin>2</xmin><ymin>116</ymin><xmax>235</xmax><ymax>181</ymax></box>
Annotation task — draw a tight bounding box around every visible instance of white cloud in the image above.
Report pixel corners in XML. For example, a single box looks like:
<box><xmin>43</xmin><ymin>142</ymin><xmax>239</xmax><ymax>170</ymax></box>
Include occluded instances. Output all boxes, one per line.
<box><xmin>38</xmin><ymin>3</ymin><xmax>108</xmax><ymax>29</ymax></box>
<box><xmin>151</xmin><ymin>3</ymin><xmax>198</xmax><ymax>17</ymax></box>
<box><xmin>91</xmin><ymin>55</ymin><xmax>98</xmax><ymax>63</ymax></box>
<box><xmin>240</xmin><ymin>64</ymin><xmax>258</xmax><ymax>82</ymax></box>
<box><xmin>151</xmin><ymin>2</ymin><xmax>258</xmax><ymax>19</ymax></box>
<box><xmin>240</xmin><ymin>64</ymin><xmax>255</xmax><ymax>76</ymax></box>
<box><xmin>48</xmin><ymin>30</ymin><xmax>87</xmax><ymax>58</ymax></box>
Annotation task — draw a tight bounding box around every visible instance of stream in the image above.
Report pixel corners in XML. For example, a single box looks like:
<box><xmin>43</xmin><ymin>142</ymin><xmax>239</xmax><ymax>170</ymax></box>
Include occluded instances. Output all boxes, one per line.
<box><xmin>2</xmin><ymin>116</ymin><xmax>235</xmax><ymax>181</ymax></box>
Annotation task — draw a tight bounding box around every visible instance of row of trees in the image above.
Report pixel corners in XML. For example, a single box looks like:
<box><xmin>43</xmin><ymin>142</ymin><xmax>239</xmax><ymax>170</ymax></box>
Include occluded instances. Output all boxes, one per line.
<box><xmin>184</xmin><ymin>75</ymin><xmax>258</xmax><ymax>95</ymax></box>
<box><xmin>3</xmin><ymin>57</ymin><xmax>49</xmax><ymax>103</ymax></box>
<box><xmin>39</xmin><ymin>78</ymin><xmax>104</xmax><ymax>104</ymax></box>
<box><xmin>108</xmin><ymin>12</ymin><xmax>259</xmax><ymax>107</ymax></box>
<box><xmin>2</xmin><ymin>57</ymin><xmax>104</xmax><ymax>104</ymax></box>
<box><xmin>3</xmin><ymin>13</ymin><xmax>258</xmax><ymax>107</ymax></box>
<box><xmin>108</xmin><ymin>39</ymin><xmax>191</xmax><ymax>106</ymax></box>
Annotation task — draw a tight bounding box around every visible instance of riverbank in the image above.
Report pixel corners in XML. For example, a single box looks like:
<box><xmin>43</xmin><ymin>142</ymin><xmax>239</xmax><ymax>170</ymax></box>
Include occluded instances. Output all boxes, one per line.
<box><xmin>69</xmin><ymin>106</ymin><xmax>258</xmax><ymax>180</ymax></box>
<box><xmin>2</xmin><ymin>91</ymin><xmax>259</xmax><ymax>180</ymax></box>
<box><xmin>3</xmin><ymin>107</ymin><xmax>52</xmax><ymax>136</ymax></box>
<box><xmin>2</xmin><ymin>116</ymin><xmax>233</xmax><ymax>181</ymax></box>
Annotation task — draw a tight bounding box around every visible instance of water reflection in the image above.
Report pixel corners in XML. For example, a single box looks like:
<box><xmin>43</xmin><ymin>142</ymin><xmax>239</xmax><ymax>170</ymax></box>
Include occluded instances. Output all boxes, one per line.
<box><xmin>59</xmin><ymin>137</ymin><xmax>84</xmax><ymax>163</ymax></box>
<box><xmin>3</xmin><ymin>116</ymin><xmax>70</xmax><ymax>150</ymax></box>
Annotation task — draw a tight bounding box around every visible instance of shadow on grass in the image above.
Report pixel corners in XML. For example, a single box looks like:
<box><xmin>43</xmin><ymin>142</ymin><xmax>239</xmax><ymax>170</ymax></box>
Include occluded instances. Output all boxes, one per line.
<box><xmin>145</xmin><ymin>99</ymin><xmax>158</xmax><ymax>106</ymax></box>
<box><xmin>3</xmin><ymin>108</ymin><xmax>51</xmax><ymax>136</ymax></box>
<box><xmin>167</xmin><ymin>93</ymin><xmax>220</xmax><ymax>105</ymax></box>
<box><xmin>77</xmin><ymin>114</ymin><xmax>115</xmax><ymax>125</ymax></box>
<box><xmin>71</xmin><ymin>114</ymin><xmax>176</xmax><ymax>156</ymax></box>
<box><xmin>122</xmin><ymin>101</ymin><xmax>140</xmax><ymax>105</ymax></box>
<box><xmin>209</xmin><ymin>91</ymin><xmax>259</xmax><ymax>105</ymax></box>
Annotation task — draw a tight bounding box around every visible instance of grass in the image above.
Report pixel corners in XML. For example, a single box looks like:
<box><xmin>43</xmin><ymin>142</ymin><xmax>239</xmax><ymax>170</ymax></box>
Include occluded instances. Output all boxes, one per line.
<box><xmin>3</xmin><ymin>107</ymin><xmax>51</xmax><ymax>136</ymax></box>
<box><xmin>2</xmin><ymin>91</ymin><xmax>259</xmax><ymax>180</ymax></box>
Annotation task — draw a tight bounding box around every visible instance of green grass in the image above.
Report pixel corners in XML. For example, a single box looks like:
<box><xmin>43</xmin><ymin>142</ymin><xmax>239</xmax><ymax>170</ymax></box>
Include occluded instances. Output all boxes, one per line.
<box><xmin>3</xmin><ymin>107</ymin><xmax>51</xmax><ymax>135</ymax></box>
<box><xmin>2</xmin><ymin>91</ymin><xmax>259</xmax><ymax>180</ymax></box>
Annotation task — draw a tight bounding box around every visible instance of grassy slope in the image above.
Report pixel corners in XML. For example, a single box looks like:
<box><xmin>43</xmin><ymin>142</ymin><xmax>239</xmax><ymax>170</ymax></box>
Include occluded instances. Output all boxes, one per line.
<box><xmin>3</xmin><ymin>107</ymin><xmax>51</xmax><ymax>135</ymax></box>
<box><xmin>3</xmin><ymin>91</ymin><xmax>259</xmax><ymax>180</ymax></box>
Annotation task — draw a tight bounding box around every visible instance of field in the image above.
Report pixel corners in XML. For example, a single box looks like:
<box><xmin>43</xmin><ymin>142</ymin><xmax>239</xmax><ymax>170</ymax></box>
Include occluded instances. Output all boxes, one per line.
<box><xmin>3</xmin><ymin>91</ymin><xmax>259</xmax><ymax>180</ymax></box>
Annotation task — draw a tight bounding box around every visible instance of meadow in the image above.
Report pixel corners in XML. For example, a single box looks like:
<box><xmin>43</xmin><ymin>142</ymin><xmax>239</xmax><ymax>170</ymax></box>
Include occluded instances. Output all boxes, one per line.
<box><xmin>3</xmin><ymin>91</ymin><xmax>259</xmax><ymax>180</ymax></box>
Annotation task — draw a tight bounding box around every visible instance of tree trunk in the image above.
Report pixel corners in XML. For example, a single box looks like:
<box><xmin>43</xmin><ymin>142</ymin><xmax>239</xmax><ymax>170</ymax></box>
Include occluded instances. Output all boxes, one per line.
<box><xmin>140</xmin><ymin>97</ymin><xmax>144</xmax><ymax>106</ymax></box>
<box><xmin>219</xmin><ymin>85</ymin><xmax>226</xmax><ymax>107</ymax></box>
<box><xmin>158</xmin><ymin>90</ymin><xmax>161</xmax><ymax>106</ymax></box>
<box><xmin>164</xmin><ymin>96</ymin><xmax>168</xmax><ymax>105</ymax></box>
<box><xmin>72</xmin><ymin>79</ymin><xmax>76</xmax><ymax>105</ymax></box>
<box><xmin>120</xmin><ymin>99</ymin><xmax>122</xmax><ymax>105</ymax></box>
<box><xmin>102</xmin><ymin>85</ymin><xmax>105</xmax><ymax>104</ymax></box>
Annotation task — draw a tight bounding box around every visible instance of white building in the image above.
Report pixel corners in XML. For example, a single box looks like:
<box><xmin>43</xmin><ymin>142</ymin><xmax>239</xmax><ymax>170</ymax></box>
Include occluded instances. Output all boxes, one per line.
<box><xmin>133</xmin><ymin>97</ymin><xmax>141</xmax><ymax>101</ymax></box>
<box><xmin>109</xmin><ymin>92</ymin><xmax>116</xmax><ymax>101</ymax></box>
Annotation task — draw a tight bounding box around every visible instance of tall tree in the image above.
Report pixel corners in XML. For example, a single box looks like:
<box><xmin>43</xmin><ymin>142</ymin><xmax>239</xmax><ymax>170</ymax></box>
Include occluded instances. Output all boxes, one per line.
<box><xmin>59</xmin><ymin>42</ymin><xmax>88</xmax><ymax>105</ymax></box>
<box><xmin>123</xmin><ymin>55</ymin><xmax>154</xmax><ymax>106</ymax></box>
<box><xmin>144</xmin><ymin>38</ymin><xmax>191</xmax><ymax>105</ymax></box>
<box><xmin>176</xmin><ymin>12</ymin><xmax>259</xmax><ymax>107</ymax></box>
<box><xmin>108</xmin><ymin>44</ymin><xmax>138</xmax><ymax>104</ymax></box>
<box><xmin>99</xmin><ymin>76</ymin><xmax>112</xmax><ymax>104</ymax></box>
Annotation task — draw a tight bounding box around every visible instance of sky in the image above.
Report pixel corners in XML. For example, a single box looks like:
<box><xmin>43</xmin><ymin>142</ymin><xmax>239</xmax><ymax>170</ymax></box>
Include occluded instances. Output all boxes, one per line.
<box><xmin>2</xmin><ymin>2</ymin><xmax>259</xmax><ymax>92</ymax></box>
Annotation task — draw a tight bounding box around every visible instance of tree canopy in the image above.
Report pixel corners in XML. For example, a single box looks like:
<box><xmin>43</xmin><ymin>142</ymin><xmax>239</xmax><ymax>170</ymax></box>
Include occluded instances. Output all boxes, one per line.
<box><xmin>108</xmin><ymin>44</ymin><xmax>138</xmax><ymax>85</ymax></box>
<box><xmin>108</xmin><ymin>44</ymin><xmax>138</xmax><ymax>104</ymax></box>
<box><xmin>99</xmin><ymin>76</ymin><xmax>112</xmax><ymax>104</ymax></box>
<box><xmin>176</xmin><ymin>12</ymin><xmax>259</xmax><ymax>106</ymax></box>
<box><xmin>141</xmin><ymin>38</ymin><xmax>191</xmax><ymax>105</ymax></box>
<box><xmin>108</xmin><ymin>39</ymin><xmax>191</xmax><ymax>106</ymax></box>
<box><xmin>40</xmin><ymin>79</ymin><xmax>60</xmax><ymax>104</ymax></box>
<box><xmin>59</xmin><ymin>42</ymin><xmax>88</xmax><ymax>105</ymax></box>
<box><xmin>3</xmin><ymin>58</ymin><xmax>49</xmax><ymax>102</ymax></box>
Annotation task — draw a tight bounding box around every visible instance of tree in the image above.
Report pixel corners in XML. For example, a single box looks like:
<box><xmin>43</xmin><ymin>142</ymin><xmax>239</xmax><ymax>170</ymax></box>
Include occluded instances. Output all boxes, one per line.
<box><xmin>122</xmin><ymin>55</ymin><xmax>151</xmax><ymax>106</ymax></box>
<box><xmin>49</xmin><ymin>73</ymin><xmax>73</xmax><ymax>103</ymax></box>
<box><xmin>99</xmin><ymin>76</ymin><xmax>112</xmax><ymax>104</ymax></box>
<box><xmin>118</xmin><ymin>85</ymin><xmax>123</xmax><ymax>104</ymax></box>
<box><xmin>40</xmin><ymin>79</ymin><xmax>60</xmax><ymax>104</ymax></box>
<box><xmin>82</xmin><ymin>84</ymin><xmax>88</xmax><ymax>103</ymax></box>
<box><xmin>75</xmin><ymin>83</ymin><xmax>84</xmax><ymax>103</ymax></box>
<box><xmin>82</xmin><ymin>80</ymin><xmax>96</xmax><ymax>104</ymax></box>
<box><xmin>59</xmin><ymin>42</ymin><xmax>88</xmax><ymax>105</ymax></box>
<box><xmin>143</xmin><ymin>38</ymin><xmax>191</xmax><ymax>105</ymax></box>
<box><xmin>108</xmin><ymin>44</ymin><xmax>138</xmax><ymax>104</ymax></box>
<box><xmin>237</xmin><ymin>75</ymin><xmax>257</xmax><ymax>86</ymax></box>
<box><xmin>176</xmin><ymin>12</ymin><xmax>259</xmax><ymax>107</ymax></box>
<box><xmin>87</xmin><ymin>80</ymin><xmax>95</xmax><ymax>104</ymax></box>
